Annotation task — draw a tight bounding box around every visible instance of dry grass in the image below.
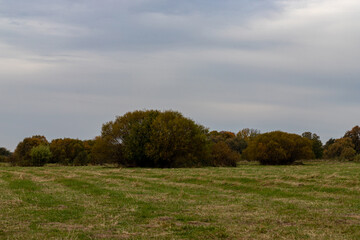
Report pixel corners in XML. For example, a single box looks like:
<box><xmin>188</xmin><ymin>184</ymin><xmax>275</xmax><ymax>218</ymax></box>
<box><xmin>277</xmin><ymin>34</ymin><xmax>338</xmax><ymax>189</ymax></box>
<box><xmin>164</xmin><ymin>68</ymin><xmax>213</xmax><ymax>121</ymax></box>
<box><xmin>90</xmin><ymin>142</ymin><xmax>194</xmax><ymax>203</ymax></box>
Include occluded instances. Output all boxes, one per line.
<box><xmin>0</xmin><ymin>160</ymin><xmax>359</xmax><ymax>239</ymax></box>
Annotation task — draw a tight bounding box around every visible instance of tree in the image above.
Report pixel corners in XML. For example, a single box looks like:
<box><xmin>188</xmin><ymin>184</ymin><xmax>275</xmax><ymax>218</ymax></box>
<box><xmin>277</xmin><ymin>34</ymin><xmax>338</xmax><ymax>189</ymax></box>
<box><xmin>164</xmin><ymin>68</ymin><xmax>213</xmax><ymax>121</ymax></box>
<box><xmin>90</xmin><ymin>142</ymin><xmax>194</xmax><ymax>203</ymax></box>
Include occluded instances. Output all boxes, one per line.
<box><xmin>50</xmin><ymin>138</ymin><xmax>90</xmax><ymax>165</ymax></box>
<box><xmin>234</xmin><ymin>128</ymin><xmax>261</xmax><ymax>155</ymax></box>
<box><xmin>209</xmin><ymin>131</ymin><xmax>235</xmax><ymax>143</ymax></box>
<box><xmin>324</xmin><ymin>138</ymin><xmax>336</xmax><ymax>151</ymax></box>
<box><xmin>12</xmin><ymin>136</ymin><xmax>48</xmax><ymax>166</ymax></box>
<box><xmin>30</xmin><ymin>145</ymin><xmax>52</xmax><ymax>166</ymax></box>
<box><xmin>0</xmin><ymin>147</ymin><xmax>11</xmax><ymax>162</ymax></box>
<box><xmin>302</xmin><ymin>132</ymin><xmax>323</xmax><ymax>159</ymax></box>
<box><xmin>237</xmin><ymin>128</ymin><xmax>260</xmax><ymax>141</ymax></box>
<box><xmin>145</xmin><ymin>110</ymin><xmax>210</xmax><ymax>167</ymax></box>
<box><xmin>0</xmin><ymin>147</ymin><xmax>11</xmax><ymax>157</ymax></box>
<box><xmin>324</xmin><ymin>137</ymin><xmax>356</xmax><ymax>160</ymax></box>
<box><xmin>94</xmin><ymin>110</ymin><xmax>211</xmax><ymax>167</ymax></box>
<box><xmin>91</xmin><ymin>136</ymin><xmax>120</xmax><ymax>165</ymax></box>
<box><xmin>208</xmin><ymin>129</ymin><xmax>259</xmax><ymax>155</ymax></box>
<box><xmin>243</xmin><ymin>131</ymin><xmax>314</xmax><ymax>165</ymax></box>
<box><xmin>210</xmin><ymin>141</ymin><xmax>240</xmax><ymax>167</ymax></box>
<box><xmin>344</xmin><ymin>126</ymin><xmax>360</xmax><ymax>153</ymax></box>
<box><xmin>99</xmin><ymin>110</ymin><xmax>160</xmax><ymax>166</ymax></box>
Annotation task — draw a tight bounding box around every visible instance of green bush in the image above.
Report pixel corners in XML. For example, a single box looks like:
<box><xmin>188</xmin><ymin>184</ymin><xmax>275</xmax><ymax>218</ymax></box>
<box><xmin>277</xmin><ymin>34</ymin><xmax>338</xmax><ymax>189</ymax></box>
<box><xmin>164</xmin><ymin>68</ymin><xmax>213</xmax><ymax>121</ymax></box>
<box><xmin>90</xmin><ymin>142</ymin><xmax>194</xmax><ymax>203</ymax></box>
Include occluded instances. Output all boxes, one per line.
<box><xmin>29</xmin><ymin>145</ymin><xmax>52</xmax><ymax>166</ymax></box>
<box><xmin>243</xmin><ymin>131</ymin><xmax>314</xmax><ymax>165</ymax></box>
<box><xmin>50</xmin><ymin>138</ymin><xmax>91</xmax><ymax>166</ymax></box>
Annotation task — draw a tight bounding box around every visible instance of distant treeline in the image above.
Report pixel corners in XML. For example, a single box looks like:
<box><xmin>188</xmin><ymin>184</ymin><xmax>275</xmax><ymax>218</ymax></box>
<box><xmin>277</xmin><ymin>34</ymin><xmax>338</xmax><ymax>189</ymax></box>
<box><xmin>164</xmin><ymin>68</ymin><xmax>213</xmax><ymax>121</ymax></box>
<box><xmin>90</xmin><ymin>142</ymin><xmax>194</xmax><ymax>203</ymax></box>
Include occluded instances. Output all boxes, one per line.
<box><xmin>1</xmin><ymin>110</ymin><xmax>359</xmax><ymax>167</ymax></box>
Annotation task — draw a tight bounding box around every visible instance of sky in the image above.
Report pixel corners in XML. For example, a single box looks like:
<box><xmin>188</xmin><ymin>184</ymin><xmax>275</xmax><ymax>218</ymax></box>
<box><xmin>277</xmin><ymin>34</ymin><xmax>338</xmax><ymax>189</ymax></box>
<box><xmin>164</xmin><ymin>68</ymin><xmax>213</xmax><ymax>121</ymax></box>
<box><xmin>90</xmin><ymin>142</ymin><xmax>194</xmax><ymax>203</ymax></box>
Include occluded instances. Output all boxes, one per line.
<box><xmin>1</xmin><ymin>0</ymin><xmax>360</xmax><ymax>150</ymax></box>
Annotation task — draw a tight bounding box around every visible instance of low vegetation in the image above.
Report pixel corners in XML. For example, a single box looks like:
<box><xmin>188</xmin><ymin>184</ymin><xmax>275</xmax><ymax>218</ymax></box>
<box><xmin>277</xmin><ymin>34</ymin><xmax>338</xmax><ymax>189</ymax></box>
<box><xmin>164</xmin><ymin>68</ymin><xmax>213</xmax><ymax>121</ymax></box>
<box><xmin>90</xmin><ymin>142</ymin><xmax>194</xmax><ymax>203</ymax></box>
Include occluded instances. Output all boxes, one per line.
<box><xmin>0</xmin><ymin>161</ymin><xmax>359</xmax><ymax>239</ymax></box>
<box><xmin>2</xmin><ymin>110</ymin><xmax>360</xmax><ymax>167</ymax></box>
<box><xmin>243</xmin><ymin>131</ymin><xmax>314</xmax><ymax>165</ymax></box>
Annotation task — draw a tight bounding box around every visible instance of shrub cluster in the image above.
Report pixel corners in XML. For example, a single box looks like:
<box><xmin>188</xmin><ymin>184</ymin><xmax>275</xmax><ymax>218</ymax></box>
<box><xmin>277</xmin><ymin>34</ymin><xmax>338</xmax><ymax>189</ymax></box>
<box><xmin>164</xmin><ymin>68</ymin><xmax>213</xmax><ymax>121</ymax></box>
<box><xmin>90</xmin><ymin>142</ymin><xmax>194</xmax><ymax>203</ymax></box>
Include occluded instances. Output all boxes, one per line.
<box><xmin>11</xmin><ymin>136</ymin><xmax>94</xmax><ymax>166</ymax></box>
<box><xmin>324</xmin><ymin>137</ymin><xmax>356</xmax><ymax>160</ymax></box>
<box><xmin>12</xmin><ymin>135</ymin><xmax>49</xmax><ymax>166</ymax></box>
<box><xmin>50</xmin><ymin>138</ymin><xmax>93</xmax><ymax>166</ymax></box>
<box><xmin>243</xmin><ymin>131</ymin><xmax>314</xmax><ymax>165</ymax></box>
<box><xmin>5</xmin><ymin>110</ymin><xmax>359</xmax><ymax>167</ymax></box>
<box><xmin>30</xmin><ymin>145</ymin><xmax>52</xmax><ymax>166</ymax></box>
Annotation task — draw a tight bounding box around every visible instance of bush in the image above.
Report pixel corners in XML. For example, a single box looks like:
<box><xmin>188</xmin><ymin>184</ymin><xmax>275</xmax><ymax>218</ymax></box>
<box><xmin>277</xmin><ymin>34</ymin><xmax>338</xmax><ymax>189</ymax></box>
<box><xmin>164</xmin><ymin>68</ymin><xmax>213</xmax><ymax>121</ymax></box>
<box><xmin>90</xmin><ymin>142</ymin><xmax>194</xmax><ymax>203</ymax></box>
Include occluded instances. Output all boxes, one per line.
<box><xmin>208</xmin><ymin>131</ymin><xmax>248</xmax><ymax>155</ymax></box>
<box><xmin>50</xmin><ymin>138</ymin><xmax>90</xmax><ymax>165</ymax></box>
<box><xmin>210</xmin><ymin>142</ymin><xmax>240</xmax><ymax>167</ymax></box>
<box><xmin>73</xmin><ymin>151</ymin><xmax>89</xmax><ymax>166</ymax></box>
<box><xmin>243</xmin><ymin>131</ymin><xmax>314</xmax><ymax>165</ymax></box>
<box><xmin>354</xmin><ymin>154</ymin><xmax>360</xmax><ymax>162</ymax></box>
<box><xmin>324</xmin><ymin>137</ymin><xmax>356</xmax><ymax>160</ymax></box>
<box><xmin>29</xmin><ymin>145</ymin><xmax>52</xmax><ymax>166</ymax></box>
<box><xmin>12</xmin><ymin>136</ymin><xmax>48</xmax><ymax>166</ymax></box>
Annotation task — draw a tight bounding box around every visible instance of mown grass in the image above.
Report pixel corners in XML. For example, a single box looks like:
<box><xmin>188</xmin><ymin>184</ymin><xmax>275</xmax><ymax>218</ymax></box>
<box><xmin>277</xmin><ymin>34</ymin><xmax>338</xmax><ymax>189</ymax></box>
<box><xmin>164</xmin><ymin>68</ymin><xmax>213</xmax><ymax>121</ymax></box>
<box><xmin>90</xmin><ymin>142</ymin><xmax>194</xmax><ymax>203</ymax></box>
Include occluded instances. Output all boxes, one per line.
<box><xmin>0</xmin><ymin>160</ymin><xmax>359</xmax><ymax>239</ymax></box>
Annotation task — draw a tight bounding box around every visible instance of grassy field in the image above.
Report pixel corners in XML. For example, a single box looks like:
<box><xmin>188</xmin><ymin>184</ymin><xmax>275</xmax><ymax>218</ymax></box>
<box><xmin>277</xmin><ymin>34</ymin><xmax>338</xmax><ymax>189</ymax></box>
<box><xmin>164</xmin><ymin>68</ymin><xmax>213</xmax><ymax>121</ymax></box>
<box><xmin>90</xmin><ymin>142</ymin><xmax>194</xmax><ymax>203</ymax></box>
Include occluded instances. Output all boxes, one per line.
<box><xmin>0</xmin><ymin>161</ymin><xmax>359</xmax><ymax>240</ymax></box>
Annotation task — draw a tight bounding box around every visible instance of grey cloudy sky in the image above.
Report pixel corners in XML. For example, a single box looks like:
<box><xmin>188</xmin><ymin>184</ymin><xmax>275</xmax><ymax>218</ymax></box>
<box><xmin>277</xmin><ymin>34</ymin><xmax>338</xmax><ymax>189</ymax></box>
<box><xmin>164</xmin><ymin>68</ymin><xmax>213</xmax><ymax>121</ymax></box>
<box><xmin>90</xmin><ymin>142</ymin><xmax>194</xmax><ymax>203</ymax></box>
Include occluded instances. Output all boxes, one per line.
<box><xmin>1</xmin><ymin>0</ymin><xmax>359</xmax><ymax>150</ymax></box>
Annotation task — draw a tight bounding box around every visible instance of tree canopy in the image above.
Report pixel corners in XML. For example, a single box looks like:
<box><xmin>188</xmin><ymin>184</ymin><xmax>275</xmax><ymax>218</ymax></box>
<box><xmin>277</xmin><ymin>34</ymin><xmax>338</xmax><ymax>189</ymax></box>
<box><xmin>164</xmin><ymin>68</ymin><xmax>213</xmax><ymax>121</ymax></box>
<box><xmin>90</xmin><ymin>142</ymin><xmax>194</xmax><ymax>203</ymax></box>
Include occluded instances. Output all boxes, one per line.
<box><xmin>94</xmin><ymin>110</ymin><xmax>211</xmax><ymax>167</ymax></box>
<box><xmin>302</xmin><ymin>132</ymin><xmax>323</xmax><ymax>159</ymax></box>
<box><xmin>12</xmin><ymin>135</ymin><xmax>48</xmax><ymax>166</ymax></box>
<box><xmin>324</xmin><ymin>137</ymin><xmax>356</xmax><ymax>160</ymax></box>
<box><xmin>243</xmin><ymin>131</ymin><xmax>314</xmax><ymax>165</ymax></box>
<box><xmin>50</xmin><ymin>138</ymin><xmax>90</xmax><ymax>166</ymax></box>
<box><xmin>344</xmin><ymin>125</ymin><xmax>360</xmax><ymax>154</ymax></box>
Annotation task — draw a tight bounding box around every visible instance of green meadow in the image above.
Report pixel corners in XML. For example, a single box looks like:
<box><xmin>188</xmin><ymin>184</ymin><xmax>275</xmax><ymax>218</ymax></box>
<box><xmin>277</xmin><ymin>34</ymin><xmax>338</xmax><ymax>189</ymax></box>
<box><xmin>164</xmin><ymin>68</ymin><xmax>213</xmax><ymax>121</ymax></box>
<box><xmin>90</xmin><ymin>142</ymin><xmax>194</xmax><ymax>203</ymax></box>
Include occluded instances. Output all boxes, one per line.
<box><xmin>0</xmin><ymin>161</ymin><xmax>359</xmax><ymax>239</ymax></box>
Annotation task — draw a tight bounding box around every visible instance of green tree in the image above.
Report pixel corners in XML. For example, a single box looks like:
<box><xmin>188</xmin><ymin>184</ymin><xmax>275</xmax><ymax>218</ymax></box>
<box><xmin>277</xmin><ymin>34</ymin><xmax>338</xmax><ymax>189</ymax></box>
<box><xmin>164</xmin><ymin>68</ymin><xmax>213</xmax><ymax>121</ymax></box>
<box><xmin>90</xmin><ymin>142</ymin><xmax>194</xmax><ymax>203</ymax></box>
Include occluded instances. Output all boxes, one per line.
<box><xmin>0</xmin><ymin>147</ymin><xmax>11</xmax><ymax>162</ymax></box>
<box><xmin>13</xmin><ymin>136</ymin><xmax>48</xmax><ymax>166</ymax></box>
<box><xmin>94</xmin><ymin>110</ymin><xmax>211</xmax><ymax>167</ymax></box>
<box><xmin>145</xmin><ymin>110</ymin><xmax>210</xmax><ymax>167</ymax></box>
<box><xmin>324</xmin><ymin>138</ymin><xmax>336</xmax><ymax>151</ymax></box>
<box><xmin>0</xmin><ymin>147</ymin><xmax>11</xmax><ymax>157</ymax></box>
<box><xmin>99</xmin><ymin>110</ymin><xmax>160</xmax><ymax>166</ymax></box>
<box><xmin>50</xmin><ymin>138</ymin><xmax>89</xmax><ymax>165</ymax></box>
<box><xmin>243</xmin><ymin>131</ymin><xmax>314</xmax><ymax>165</ymax></box>
<box><xmin>344</xmin><ymin>126</ymin><xmax>360</xmax><ymax>153</ymax></box>
<box><xmin>29</xmin><ymin>145</ymin><xmax>52</xmax><ymax>166</ymax></box>
<box><xmin>302</xmin><ymin>132</ymin><xmax>323</xmax><ymax>159</ymax></box>
<box><xmin>91</xmin><ymin>136</ymin><xmax>121</xmax><ymax>165</ymax></box>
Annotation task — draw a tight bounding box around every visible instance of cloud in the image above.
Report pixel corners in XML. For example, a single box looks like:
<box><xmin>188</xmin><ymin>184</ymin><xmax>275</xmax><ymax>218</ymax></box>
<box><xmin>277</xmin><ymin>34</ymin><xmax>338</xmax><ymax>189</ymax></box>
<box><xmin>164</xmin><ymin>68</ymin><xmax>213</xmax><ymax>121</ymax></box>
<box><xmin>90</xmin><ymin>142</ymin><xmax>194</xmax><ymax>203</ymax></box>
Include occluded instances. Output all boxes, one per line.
<box><xmin>0</xmin><ymin>0</ymin><xmax>359</xmax><ymax>149</ymax></box>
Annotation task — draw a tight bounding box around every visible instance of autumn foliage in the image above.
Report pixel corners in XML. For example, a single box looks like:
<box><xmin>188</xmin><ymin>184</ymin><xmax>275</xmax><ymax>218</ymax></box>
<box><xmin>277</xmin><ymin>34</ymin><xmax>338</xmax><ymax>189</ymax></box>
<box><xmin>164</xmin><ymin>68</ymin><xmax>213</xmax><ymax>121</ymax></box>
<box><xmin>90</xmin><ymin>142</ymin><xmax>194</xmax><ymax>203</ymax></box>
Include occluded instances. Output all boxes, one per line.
<box><xmin>243</xmin><ymin>131</ymin><xmax>314</xmax><ymax>165</ymax></box>
<box><xmin>95</xmin><ymin>110</ymin><xmax>212</xmax><ymax>167</ymax></box>
<box><xmin>6</xmin><ymin>110</ymin><xmax>360</xmax><ymax>167</ymax></box>
<box><xmin>12</xmin><ymin>135</ymin><xmax>49</xmax><ymax>166</ymax></box>
<box><xmin>324</xmin><ymin>137</ymin><xmax>356</xmax><ymax>160</ymax></box>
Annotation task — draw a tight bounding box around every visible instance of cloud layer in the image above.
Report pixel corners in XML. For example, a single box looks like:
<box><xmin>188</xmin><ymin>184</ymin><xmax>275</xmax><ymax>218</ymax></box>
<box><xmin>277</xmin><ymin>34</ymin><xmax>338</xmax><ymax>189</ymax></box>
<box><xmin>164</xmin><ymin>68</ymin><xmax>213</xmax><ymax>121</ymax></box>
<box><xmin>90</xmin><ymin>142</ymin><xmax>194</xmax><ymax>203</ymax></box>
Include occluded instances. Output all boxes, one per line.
<box><xmin>1</xmin><ymin>0</ymin><xmax>359</xmax><ymax>149</ymax></box>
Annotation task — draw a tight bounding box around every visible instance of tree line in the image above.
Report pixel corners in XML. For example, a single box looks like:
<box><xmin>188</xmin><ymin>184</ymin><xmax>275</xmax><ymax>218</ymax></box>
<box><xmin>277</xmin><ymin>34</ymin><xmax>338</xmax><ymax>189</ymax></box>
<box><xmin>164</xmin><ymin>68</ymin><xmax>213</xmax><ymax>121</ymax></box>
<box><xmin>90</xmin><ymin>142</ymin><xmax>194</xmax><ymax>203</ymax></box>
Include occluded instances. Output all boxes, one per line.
<box><xmin>1</xmin><ymin>110</ymin><xmax>359</xmax><ymax>167</ymax></box>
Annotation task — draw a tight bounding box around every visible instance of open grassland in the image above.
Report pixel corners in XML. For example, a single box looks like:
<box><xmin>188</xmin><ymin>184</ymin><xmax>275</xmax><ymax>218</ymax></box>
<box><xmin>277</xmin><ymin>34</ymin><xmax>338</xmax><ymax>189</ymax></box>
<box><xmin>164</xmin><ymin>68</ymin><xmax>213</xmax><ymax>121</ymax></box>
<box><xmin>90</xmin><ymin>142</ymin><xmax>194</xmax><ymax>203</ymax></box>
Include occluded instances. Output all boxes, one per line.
<box><xmin>0</xmin><ymin>161</ymin><xmax>360</xmax><ymax>240</ymax></box>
